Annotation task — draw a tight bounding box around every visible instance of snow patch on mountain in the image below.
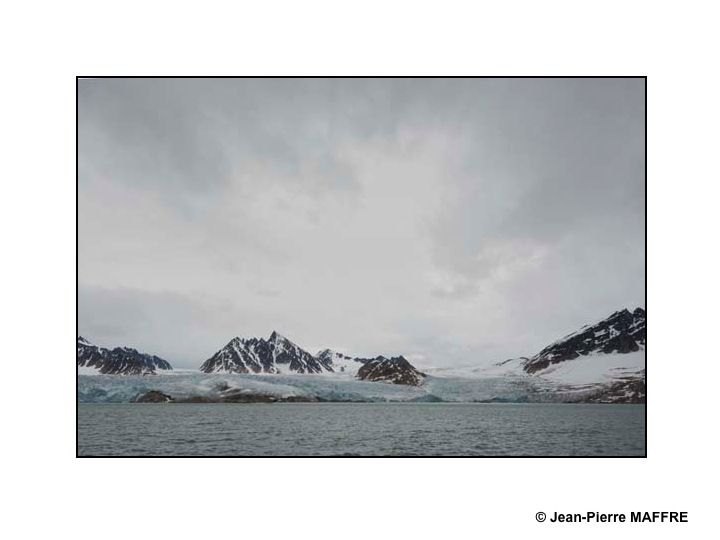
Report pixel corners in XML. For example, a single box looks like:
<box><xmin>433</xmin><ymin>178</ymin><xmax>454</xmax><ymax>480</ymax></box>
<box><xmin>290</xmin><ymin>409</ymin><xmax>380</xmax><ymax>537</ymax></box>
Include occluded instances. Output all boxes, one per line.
<box><xmin>530</xmin><ymin>351</ymin><xmax>645</xmax><ymax>387</ymax></box>
<box><xmin>316</xmin><ymin>349</ymin><xmax>364</xmax><ymax>376</ymax></box>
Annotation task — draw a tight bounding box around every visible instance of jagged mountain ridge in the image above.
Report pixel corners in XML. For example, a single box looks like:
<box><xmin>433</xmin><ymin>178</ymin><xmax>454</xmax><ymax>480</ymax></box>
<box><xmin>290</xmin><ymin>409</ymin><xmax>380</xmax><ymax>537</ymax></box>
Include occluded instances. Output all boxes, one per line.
<box><xmin>524</xmin><ymin>307</ymin><xmax>646</xmax><ymax>374</ymax></box>
<box><xmin>77</xmin><ymin>336</ymin><xmax>173</xmax><ymax>375</ymax></box>
<box><xmin>199</xmin><ymin>334</ymin><xmax>426</xmax><ymax>385</ymax></box>
<box><xmin>200</xmin><ymin>331</ymin><xmax>333</xmax><ymax>374</ymax></box>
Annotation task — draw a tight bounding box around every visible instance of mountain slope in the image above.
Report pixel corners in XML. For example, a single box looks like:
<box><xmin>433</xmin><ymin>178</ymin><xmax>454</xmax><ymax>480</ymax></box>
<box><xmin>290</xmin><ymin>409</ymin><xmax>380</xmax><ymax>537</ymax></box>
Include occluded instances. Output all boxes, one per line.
<box><xmin>524</xmin><ymin>308</ymin><xmax>646</xmax><ymax>374</ymax></box>
<box><xmin>77</xmin><ymin>336</ymin><xmax>173</xmax><ymax>375</ymax></box>
<box><xmin>519</xmin><ymin>308</ymin><xmax>646</xmax><ymax>403</ymax></box>
<box><xmin>200</xmin><ymin>332</ymin><xmax>333</xmax><ymax>374</ymax></box>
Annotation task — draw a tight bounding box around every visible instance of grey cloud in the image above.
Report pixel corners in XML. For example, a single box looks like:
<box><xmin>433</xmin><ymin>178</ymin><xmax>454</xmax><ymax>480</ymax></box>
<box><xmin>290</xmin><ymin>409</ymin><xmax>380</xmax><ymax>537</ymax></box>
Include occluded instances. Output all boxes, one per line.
<box><xmin>78</xmin><ymin>79</ymin><xmax>413</xmax><ymax>201</ymax></box>
<box><xmin>427</xmin><ymin>79</ymin><xmax>644</xmax><ymax>288</ymax></box>
<box><xmin>78</xmin><ymin>78</ymin><xmax>645</xmax><ymax>368</ymax></box>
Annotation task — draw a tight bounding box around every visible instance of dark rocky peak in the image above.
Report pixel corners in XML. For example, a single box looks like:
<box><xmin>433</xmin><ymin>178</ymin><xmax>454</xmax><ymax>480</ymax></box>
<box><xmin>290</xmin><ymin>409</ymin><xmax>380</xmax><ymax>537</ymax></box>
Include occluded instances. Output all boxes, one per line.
<box><xmin>356</xmin><ymin>355</ymin><xmax>425</xmax><ymax>386</ymax></box>
<box><xmin>267</xmin><ymin>331</ymin><xmax>306</xmax><ymax>354</ymax></box>
<box><xmin>268</xmin><ymin>330</ymin><xmax>291</xmax><ymax>343</ymax></box>
<box><xmin>200</xmin><ymin>332</ymin><xmax>333</xmax><ymax>375</ymax></box>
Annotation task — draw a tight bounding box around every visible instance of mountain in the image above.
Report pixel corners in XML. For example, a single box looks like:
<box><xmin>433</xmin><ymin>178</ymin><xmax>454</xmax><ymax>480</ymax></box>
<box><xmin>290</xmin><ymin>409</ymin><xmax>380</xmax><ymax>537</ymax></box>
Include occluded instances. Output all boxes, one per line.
<box><xmin>314</xmin><ymin>349</ymin><xmax>426</xmax><ymax>385</ymax></box>
<box><xmin>200</xmin><ymin>331</ymin><xmax>333</xmax><ymax>374</ymax></box>
<box><xmin>199</xmin><ymin>334</ymin><xmax>427</xmax><ymax>385</ymax></box>
<box><xmin>77</xmin><ymin>336</ymin><xmax>173</xmax><ymax>375</ymax></box>
<box><xmin>524</xmin><ymin>308</ymin><xmax>646</xmax><ymax>374</ymax></box>
<box><xmin>431</xmin><ymin>308</ymin><xmax>647</xmax><ymax>403</ymax></box>
<box><xmin>356</xmin><ymin>356</ymin><xmax>426</xmax><ymax>386</ymax></box>
<box><xmin>515</xmin><ymin>308</ymin><xmax>646</xmax><ymax>403</ymax></box>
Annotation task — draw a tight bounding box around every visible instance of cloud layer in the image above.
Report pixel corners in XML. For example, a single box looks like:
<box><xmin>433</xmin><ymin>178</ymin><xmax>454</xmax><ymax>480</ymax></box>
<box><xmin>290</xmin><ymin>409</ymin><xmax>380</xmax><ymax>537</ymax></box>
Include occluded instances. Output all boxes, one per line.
<box><xmin>79</xmin><ymin>78</ymin><xmax>645</xmax><ymax>368</ymax></box>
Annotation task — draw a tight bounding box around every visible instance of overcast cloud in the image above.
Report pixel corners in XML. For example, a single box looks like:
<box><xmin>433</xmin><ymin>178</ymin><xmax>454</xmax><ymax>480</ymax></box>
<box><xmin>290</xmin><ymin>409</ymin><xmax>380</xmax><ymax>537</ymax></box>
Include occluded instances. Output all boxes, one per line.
<box><xmin>78</xmin><ymin>78</ymin><xmax>645</xmax><ymax>368</ymax></box>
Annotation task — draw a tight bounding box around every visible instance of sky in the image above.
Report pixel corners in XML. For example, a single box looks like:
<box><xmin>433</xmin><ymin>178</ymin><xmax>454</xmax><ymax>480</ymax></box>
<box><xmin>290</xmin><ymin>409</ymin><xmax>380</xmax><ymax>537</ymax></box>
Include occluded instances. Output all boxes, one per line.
<box><xmin>78</xmin><ymin>78</ymin><xmax>645</xmax><ymax>369</ymax></box>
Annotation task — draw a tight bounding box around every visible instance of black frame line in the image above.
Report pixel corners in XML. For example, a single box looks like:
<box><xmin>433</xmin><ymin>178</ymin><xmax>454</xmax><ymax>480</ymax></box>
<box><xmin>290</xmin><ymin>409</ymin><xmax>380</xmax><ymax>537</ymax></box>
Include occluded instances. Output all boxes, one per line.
<box><xmin>76</xmin><ymin>76</ymin><xmax>647</xmax><ymax>458</ymax></box>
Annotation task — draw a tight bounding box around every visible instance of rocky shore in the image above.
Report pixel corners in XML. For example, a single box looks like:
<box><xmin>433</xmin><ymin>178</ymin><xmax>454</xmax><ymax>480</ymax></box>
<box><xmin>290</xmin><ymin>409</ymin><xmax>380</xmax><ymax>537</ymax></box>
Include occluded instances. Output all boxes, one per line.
<box><xmin>132</xmin><ymin>389</ymin><xmax>321</xmax><ymax>403</ymax></box>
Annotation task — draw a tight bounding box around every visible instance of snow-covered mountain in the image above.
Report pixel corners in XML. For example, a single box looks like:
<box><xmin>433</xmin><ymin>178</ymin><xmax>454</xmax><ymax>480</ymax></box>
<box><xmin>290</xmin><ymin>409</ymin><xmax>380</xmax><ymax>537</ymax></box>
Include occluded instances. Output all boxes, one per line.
<box><xmin>200</xmin><ymin>331</ymin><xmax>333</xmax><ymax>374</ymax></box>
<box><xmin>356</xmin><ymin>356</ymin><xmax>426</xmax><ymax>386</ymax></box>
<box><xmin>523</xmin><ymin>307</ymin><xmax>646</xmax><ymax>373</ymax></box>
<box><xmin>316</xmin><ymin>350</ymin><xmax>426</xmax><ymax>385</ymax></box>
<box><xmin>199</xmin><ymin>334</ymin><xmax>427</xmax><ymax>385</ymax></box>
<box><xmin>478</xmin><ymin>308</ymin><xmax>647</xmax><ymax>402</ymax></box>
<box><xmin>77</xmin><ymin>336</ymin><xmax>173</xmax><ymax>375</ymax></box>
<box><xmin>77</xmin><ymin>310</ymin><xmax>645</xmax><ymax>402</ymax></box>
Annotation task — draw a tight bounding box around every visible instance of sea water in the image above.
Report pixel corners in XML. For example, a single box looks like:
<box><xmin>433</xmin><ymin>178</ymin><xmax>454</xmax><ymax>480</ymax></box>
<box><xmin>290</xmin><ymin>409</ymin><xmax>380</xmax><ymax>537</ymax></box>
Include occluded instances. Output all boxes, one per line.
<box><xmin>78</xmin><ymin>402</ymin><xmax>645</xmax><ymax>456</ymax></box>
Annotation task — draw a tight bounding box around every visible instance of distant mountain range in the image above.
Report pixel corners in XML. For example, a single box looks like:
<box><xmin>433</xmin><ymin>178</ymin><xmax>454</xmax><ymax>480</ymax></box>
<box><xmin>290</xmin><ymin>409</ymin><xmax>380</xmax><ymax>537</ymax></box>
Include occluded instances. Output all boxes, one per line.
<box><xmin>77</xmin><ymin>336</ymin><xmax>172</xmax><ymax>375</ymax></box>
<box><xmin>77</xmin><ymin>307</ymin><xmax>646</xmax><ymax>400</ymax></box>
<box><xmin>199</xmin><ymin>331</ymin><xmax>424</xmax><ymax>385</ymax></box>
<box><xmin>78</xmin><ymin>332</ymin><xmax>425</xmax><ymax>385</ymax></box>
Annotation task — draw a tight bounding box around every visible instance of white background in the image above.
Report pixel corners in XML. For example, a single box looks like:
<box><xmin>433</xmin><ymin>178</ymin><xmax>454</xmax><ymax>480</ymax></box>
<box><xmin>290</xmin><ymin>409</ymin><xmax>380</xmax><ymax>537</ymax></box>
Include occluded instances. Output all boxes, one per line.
<box><xmin>2</xmin><ymin>1</ymin><xmax>719</xmax><ymax>538</ymax></box>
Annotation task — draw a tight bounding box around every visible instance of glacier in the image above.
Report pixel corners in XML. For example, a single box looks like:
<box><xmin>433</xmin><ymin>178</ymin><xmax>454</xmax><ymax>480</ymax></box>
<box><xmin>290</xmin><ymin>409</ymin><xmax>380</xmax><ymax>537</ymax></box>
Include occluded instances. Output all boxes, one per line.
<box><xmin>79</xmin><ymin>371</ymin><xmax>426</xmax><ymax>403</ymax></box>
<box><xmin>77</xmin><ymin>368</ymin><xmax>587</xmax><ymax>404</ymax></box>
<box><xmin>78</xmin><ymin>350</ymin><xmax>645</xmax><ymax>404</ymax></box>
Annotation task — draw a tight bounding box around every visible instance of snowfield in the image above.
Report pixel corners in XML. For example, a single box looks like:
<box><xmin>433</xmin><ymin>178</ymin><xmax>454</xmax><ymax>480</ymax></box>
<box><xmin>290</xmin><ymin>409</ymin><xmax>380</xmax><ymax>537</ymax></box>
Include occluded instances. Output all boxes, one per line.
<box><xmin>419</xmin><ymin>350</ymin><xmax>646</xmax><ymax>399</ymax></box>
<box><xmin>531</xmin><ymin>350</ymin><xmax>645</xmax><ymax>387</ymax></box>
<box><xmin>424</xmin><ymin>351</ymin><xmax>644</xmax><ymax>385</ymax></box>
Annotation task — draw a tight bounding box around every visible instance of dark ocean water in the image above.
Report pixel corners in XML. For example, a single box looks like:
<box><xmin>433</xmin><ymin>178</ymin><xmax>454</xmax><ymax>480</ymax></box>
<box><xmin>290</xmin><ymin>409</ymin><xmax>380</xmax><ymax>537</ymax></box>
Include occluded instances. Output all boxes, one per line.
<box><xmin>78</xmin><ymin>402</ymin><xmax>645</xmax><ymax>457</ymax></box>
